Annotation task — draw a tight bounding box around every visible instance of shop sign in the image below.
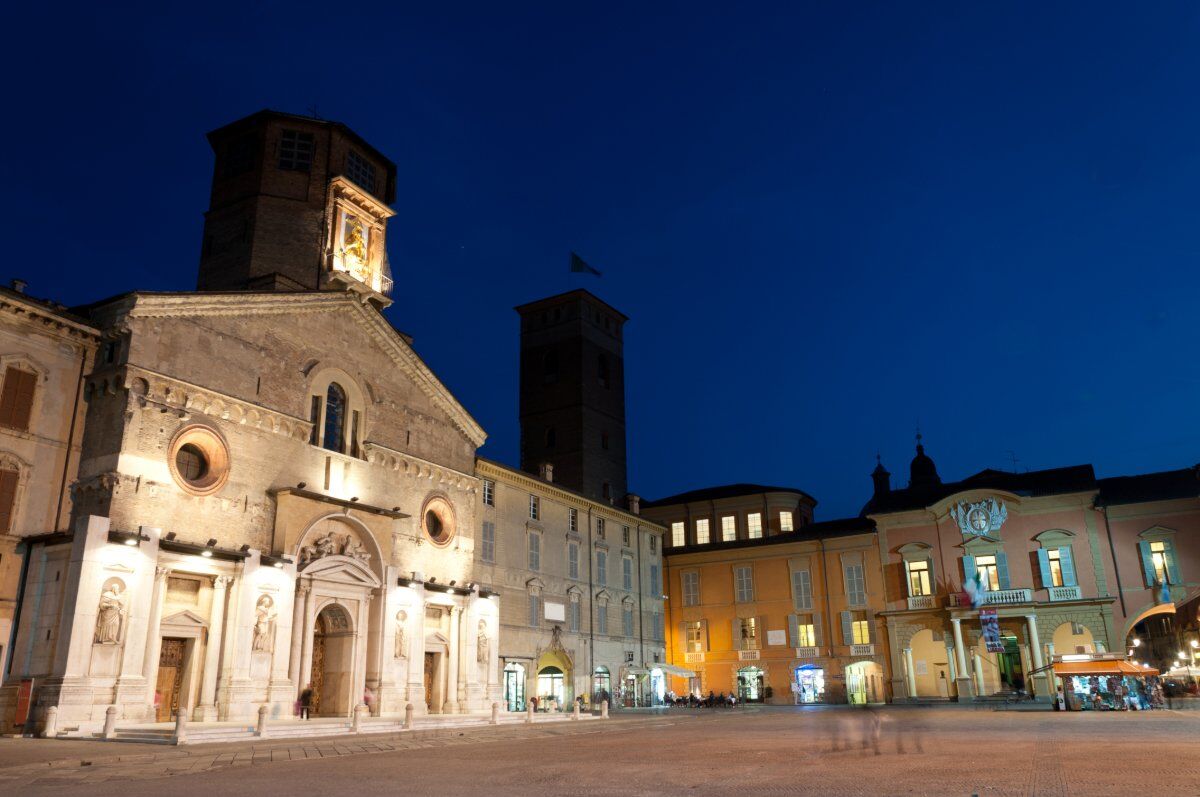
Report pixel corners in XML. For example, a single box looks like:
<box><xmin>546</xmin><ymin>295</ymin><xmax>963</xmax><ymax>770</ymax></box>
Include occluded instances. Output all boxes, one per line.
<box><xmin>980</xmin><ymin>609</ymin><xmax>1004</xmax><ymax>653</ymax></box>
<box><xmin>14</xmin><ymin>679</ymin><xmax>34</xmax><ymax>727</ymax></box>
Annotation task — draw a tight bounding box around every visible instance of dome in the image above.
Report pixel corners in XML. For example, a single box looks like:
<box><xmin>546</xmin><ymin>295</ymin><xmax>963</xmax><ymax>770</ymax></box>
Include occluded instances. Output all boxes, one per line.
<box><xmin>909</xmin><ymin>438</ymin><xmax>940</xmax><ymax>488</ymax></box>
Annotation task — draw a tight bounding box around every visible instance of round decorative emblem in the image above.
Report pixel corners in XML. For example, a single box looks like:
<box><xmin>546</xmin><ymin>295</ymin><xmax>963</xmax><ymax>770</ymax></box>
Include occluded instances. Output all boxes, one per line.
<box><xmin>968</xmin><ymin>506</ymin><xmax>989</xmax><ymax>532</ymax></box>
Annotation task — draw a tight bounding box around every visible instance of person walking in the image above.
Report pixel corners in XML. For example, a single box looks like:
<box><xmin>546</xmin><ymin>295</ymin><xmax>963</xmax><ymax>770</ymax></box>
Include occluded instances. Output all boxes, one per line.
<box><xmin>299</xmin><ymin>685</ymin><xmax>314</xmax><ymax>720</ymax></box>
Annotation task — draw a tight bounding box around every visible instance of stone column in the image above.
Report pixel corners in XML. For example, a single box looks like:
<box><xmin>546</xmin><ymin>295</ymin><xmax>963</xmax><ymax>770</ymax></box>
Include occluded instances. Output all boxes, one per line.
<box><xmin>1019</xmin><ymin>644</ymin><xmax>1032</xmax><ymax>690</ymax></box>
<box><xmin>1026</xmin><ymin>614</ymin><xmax>1047</xmax><ymax>698</ymax></box>
<box><xmin>368</xmin><ymin>586</ymin><xmax>386</xmax><ymax>714</ymax></box>
<box><xmin>903</xmin><ymin>647</ymin><xmax>917</xmax><ymax>699</ymax></box>
<box><xmin>288</xmin><ymin>583</ymin><xmax>309</xmax><ymax>692</ymax></box>
<box><xmin>194</xmin><ymin>576</ymin><xmax>231</xmax><ymax>721</ymax></box>
<box><xmin>951</xmin><ymin>618</ymin><xmax>973</xmax><ymax>699</ymax></box>
<box><xmin>973</xmin><ymin>653</ymin><xmax>986</xmax><ymax>696</ymax></box>
<box><xmin>456</xmin><ymin>600</ymin><xmax>469</xmax><ymax>708</ymax></box>
<box><xmin>298</xmin><ymin>583</ymin><xmax>316</xmax><ymax>696</ymax></box>
<box><xmin>143</xmin><ymin>567</ymin><xmax>171</xmax><ymax>706</ymax></box>
<box><xmin>443</xmin><ymin>606</ymin><xmax>461</xmax><ymax>714</ymax></box>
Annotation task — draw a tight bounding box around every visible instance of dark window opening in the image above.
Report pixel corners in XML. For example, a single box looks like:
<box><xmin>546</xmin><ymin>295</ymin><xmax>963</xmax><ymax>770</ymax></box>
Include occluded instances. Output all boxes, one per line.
<box><xmin>175</xmin><ymin>444</ymin><xmax>209</xmax><ymax>483</ymax></box>
<box><xmin>345</xmin><ymin>150</ymin><xmax>377</xmax><ymax>193</ymax></box>
<box><xmin>309</xmin><ymin>395</ymin><xmax>321</xmax><ymax>445</ymax></box>
<box><xmin>324</xmin><ymin>382</ymin><xmax>347</xmax><ymax>454</ymax></box>
<box><xmin>278</xmin><ymin>129</ymin><xmax>314</xmax><ymax>171</ymax></box>
<box><xmin>597</xmin><ymin>355</ymin><xmax>610</xmax><ymax>388</ymax></box>
<box><xmin>542</xmin><ymin>350</ymin><xmax>559</xmax><ymax>384</ymax></box>
<box><xmin>222</xmin><ymin>134</ymin><xmax>256</xmax><ymax>177</ymax></box>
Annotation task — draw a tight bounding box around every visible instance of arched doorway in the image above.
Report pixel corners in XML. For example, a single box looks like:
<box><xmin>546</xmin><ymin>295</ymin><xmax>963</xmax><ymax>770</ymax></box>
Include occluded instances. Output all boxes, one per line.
<box><xmin>845</xmin><ymin>661</ymin><xmax>883</xmax><ymax>704</ymax></box>
<box><xmin>908</xmin><ymin>629</ymin><xmax>951</xmax><ymax>698</ymax></box>
<box><xmin>503</xmin><ymin>663</ymin><xmax>526</xmax><ymax>711</ymax></box>
<box><xmin>536</xmin><ymin>666</ymin><xmax>565</xmax><ymax>709</ymax></box>
<box><xmin>311</xmin><ymin>604</ymin><xmax>355</xmax><ymax>717</ymax></box>
<box><xmin>736</xmin><ymin>666</ymin><xmax>764</xmax><ymax>702</ymax></box>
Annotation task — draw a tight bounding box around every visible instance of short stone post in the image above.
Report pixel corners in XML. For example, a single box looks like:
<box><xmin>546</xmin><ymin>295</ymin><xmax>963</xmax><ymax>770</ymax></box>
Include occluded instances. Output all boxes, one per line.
<box><xmin>102</xmin><ymin>705</ymin><xmax>118</xmax><ymax>739</ymax></box>
<box><xmin>256</xmin><ymin>704</ymin><xmax>270</xmax><ymax>738</ymax></box>
<box><xmin>352</xmin><ymin>703</ymin><xmax>367</xmax><ymax>733</ymax></box>
<box><xmin>572</xmin><ymin>701</ymin><xmax>580</xmax><ymax>721</ymax></box>
<box><xmin>42</xmin><ymin>706</ymin><xmax>59</xmax><ymax>738</ymax></box>
<box><xmin>525</xmin><ymin>702</ymin><xmax>534</xmax><ymax>724</ymax></box>
<box><xmin>490</xmin><ymin>702</ymin><xmax>499</xmax><ymax>725</ymax></box>
<box><xmin>173</xmin><ymin>711</ymin><xmax>188</xmax><ymax>745</ymax></box>
<box><xmin>601</xmin><ymin>699</ymin><xmax>609</xmax><ymax>719</ymax></box>
<box><xmin>404</xmin><ymin>703</ymin><xmax>414</xmax><ymax>730</ymax></box>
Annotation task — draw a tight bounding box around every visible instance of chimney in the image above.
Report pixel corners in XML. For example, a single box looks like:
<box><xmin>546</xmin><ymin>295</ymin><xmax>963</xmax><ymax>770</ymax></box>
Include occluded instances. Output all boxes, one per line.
<box><xmin>626</xmin><ymin>494</ymin><xmax>641</xmax><ymax>515</ymax></box>
<box><xmin>10</xmin><ymin>279</ymin><xmax>27</xmax><ymax>294</ymax></box>
<box><xmin>539</xmin><ymin>462</ymin><xmax>554</xmax><ymax>483</ymax></box>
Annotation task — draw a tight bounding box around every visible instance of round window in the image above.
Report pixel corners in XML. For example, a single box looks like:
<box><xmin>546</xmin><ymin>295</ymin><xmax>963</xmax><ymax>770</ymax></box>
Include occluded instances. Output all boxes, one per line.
<box><xmin>168</xmin><ymin>425</ymin><xmax>230</xmax><ymax>496</ymax></box>
<box><xmin>421</xmin><ymin>496</ymin><xmax>455</xmax><ymax>546</ymax></box>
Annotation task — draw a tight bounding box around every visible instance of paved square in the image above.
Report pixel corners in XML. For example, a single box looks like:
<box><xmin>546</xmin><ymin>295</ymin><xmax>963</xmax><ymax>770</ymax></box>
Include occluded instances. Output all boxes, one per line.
<box><xmin>2</xmin><ymin>706</ymin><xmax>1197</xmax><ymax>796</ymax></box>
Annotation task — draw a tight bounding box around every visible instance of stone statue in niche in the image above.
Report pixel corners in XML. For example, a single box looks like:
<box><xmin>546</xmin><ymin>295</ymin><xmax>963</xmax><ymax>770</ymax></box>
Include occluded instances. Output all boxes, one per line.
<box><xmin>394</xmin><ymin>610</ymin><xmax>408</xmax><ymax>658</ymax></box>
<box><xmin>476</xmin><ymin>620</ymin><xmax>490</xmax><ymax>665</ymax></box>
<box><xmin>94</xmin><ymin>578</ymin><xmax>127</xmax><ymax>644</ymax></box>
<box><xmin>252</xmin><ymin>594</ymin><xmax>277</xmax><ymax>653</ymax></box>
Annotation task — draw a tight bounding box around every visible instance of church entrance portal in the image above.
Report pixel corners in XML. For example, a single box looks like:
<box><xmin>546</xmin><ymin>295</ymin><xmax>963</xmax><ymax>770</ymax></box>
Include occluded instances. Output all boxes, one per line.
<box><xmin>154</xmin><ymin>638</ymin><xmax>186</xmax><ymax>721</ymax></box>
<box><xmin>311</xmin><ymin>604</ymin><xmax>355</xmax><ymax>717</ymax></box>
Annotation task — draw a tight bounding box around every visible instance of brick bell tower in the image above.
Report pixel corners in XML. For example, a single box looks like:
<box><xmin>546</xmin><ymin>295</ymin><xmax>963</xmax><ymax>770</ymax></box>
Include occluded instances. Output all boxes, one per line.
<box><xmin>197</xmin><ymin>110</ymin><xmax>398</xmax><ymax>308</ymax></box>
<box><xmin>516</xmin><ymin>290</ymin><xmax>628</xmax><ymax>503</ymax></box>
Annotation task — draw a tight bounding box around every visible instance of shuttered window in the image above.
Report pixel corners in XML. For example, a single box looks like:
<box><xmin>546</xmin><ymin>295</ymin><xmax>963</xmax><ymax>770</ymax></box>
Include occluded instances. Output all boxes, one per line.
<box><xmin>0</xmin><ymin>367</ymin><xmax>36</xmax><ymax>431</ymax></box>
<box><xmin>480</xmin><ymin>521</ymin><xmax>495</xmax><ymax>563</ymax></box>
<box><xmin>791</xmin><ymin>569</ymin><xmax>813</xmax><ymax>610</ymax></box>
<box><xmin>567</xmin><ymin>542</ymin><xmax>579</xmax><ymax>579</ymax></box>
<box><xmin>734</xmin><ymin>566</ymin><xmax>754</xmax><ymax>602</ymax></box>
<box><xmin>681</xmin><ymin>571</ymin><xmax>700</xmax><ymax>606</ymax></box>
<box><xmin>0</xmin><ymin>468</ymin><xmax>18</xmax><ymax>533</ymax></box>
<box><xmin>844</xmin><ymin>563</ymin><xmax>866</xmax><ymax>606</ymax></box>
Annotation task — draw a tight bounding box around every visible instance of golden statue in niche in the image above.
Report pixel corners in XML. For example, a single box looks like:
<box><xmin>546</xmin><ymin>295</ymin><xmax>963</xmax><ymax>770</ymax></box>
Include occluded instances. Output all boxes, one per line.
<box><xmin>342</xmin><ymin>214</ymin><xmax>367</xmax><ymax>266</ymax></box>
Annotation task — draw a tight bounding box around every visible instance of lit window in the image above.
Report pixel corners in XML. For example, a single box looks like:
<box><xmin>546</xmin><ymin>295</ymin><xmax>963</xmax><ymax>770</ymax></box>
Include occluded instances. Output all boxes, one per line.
<box><xmin>685</xmin><ymin>620</ymin><xmax>704</xmax><ymax>652</ymax></box>
<box><xmin>976</xmin><ymin>555</ymin><xmax>1000</xmax><ymax>591</ymax></box>
<box><xmin>721</xmin><ymin>516</ymin><xmax>736</xmax><ymax>542</ymax></box>
<box><xmin>528</xmin><ymin>533</ymin><xmax>541</xmax><ymax>571</ymax></box>
<box><xmin>278</xmin><ymin>129</ymin><xmax>313</xmax><ymax>171</ymax></box>
<box><xmin>852</xmin><ymin>618</ymin><xmax>871</xmax><ymax>645</ymax></box>
<box><xmin>681</xmin><ymin>571</ymin><xmax>700</xmax><ymax>606</ymax></box>
<box><xmin>747</xmin><ymin>513</ymin><xmax>762</xmax><ymax>539</ymax></box>
<box><xmin>906</xmin><ymin>560</ymin><xmax>931</xmax><ymax>596</ymax></box>
<box><xmin>780</xmin><ymin>511</ymin><xmax>794</xmax><ymax>532</ymax></box>
<box><xmin>480</xmin><ymin>521</ymin><xmax>495</xmax><ymax>563</ymax></box>
<box><xmin>734</xmin><ymin>566</ymin><xmax>754</xmax><ymax>602</ymax></box>
<box><xmin>345</xmin><ymin>150</ymin><xmax>377</xmax><ymax>192</ymax></box>
<box><xmin>568</xmin><ymin>542</ymin><xmax>579</xmax><ymax>579</ymax></box>
<box><xmin>1150</xmin><ymin>541</ymin><xmax>1170</xmax><ymax>584</ymax></box>
<box><xmin>482</xmin><ymin>479</ymin><xmax>495</xmax><ymax>507</ymax></box>
<box><xmin>739</xmin><ymin>617</ymin><xmax>758</xmax><ymax>650</ymax></box>
<box><xmin>1047</xmin><ymin>549</ymin><xmax>1064</xmax><ymax>588</ymax></box>
<box><xmin>671</xmin><ymin>522</ymin><xmax>685</xmax><ymax>547</ymax></box>
<box><xmin>696</xmin><ymin>518</ymin><xmax>710</xmax><ymax>545</ymax></box>
<box><xmin>796</xmin><ymin>621</ymin><xmax>816</xmax><ymax>647</ymax></box>
<box><xmin>529</xmin><ymin>495</ymin><xmax>539</xmax><ymax>521</ymax></box>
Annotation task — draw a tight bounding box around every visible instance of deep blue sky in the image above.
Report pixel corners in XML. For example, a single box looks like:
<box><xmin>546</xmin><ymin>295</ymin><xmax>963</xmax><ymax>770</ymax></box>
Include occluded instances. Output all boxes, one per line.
<box><xmin>4</xmin><ymin>3</ymin><xmax>1198</xmax><ymax>518</ymax></box>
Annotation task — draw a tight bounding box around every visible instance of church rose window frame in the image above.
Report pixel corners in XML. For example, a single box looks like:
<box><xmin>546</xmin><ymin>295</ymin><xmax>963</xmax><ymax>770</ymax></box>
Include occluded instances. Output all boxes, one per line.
<box><xmin>167</xmin><ymin>424</ymin><xmax>231</xmax><ymax>497</ymax></box>
<box><xmin>421</xmin><ymin>494</ymin><xmax>457</xmax><ymax>547</ymax></box>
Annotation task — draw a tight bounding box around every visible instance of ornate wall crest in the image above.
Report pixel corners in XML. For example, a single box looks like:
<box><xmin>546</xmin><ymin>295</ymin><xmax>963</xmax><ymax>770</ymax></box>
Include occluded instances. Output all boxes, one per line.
<box><xmin>949</xmin><ymin>498</ymin><xmax>1008</xmax><ymax>538</ymax></box>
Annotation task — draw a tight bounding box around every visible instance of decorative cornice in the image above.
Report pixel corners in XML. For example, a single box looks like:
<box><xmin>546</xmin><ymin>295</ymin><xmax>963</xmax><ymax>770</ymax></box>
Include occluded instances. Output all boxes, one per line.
<box><xmin>0</xmin><ymin>296</ymin><xmax>100</xmax><ymax>340</ymax></box>
<box><xmin>362</xmin><ymin>441</ymin><xmax>477</xmax><ymax>492</ymax></box>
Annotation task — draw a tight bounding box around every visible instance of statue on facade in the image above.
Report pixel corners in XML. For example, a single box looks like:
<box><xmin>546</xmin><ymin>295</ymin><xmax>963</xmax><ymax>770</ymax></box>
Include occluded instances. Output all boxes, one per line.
<box><xmin>394</xmin><ymin>610</ymin><xmax>408</xmax><ymax>658</ymax></box>
<box><xmin>476</xmin><ymin>619</ymin><xmax>490</xmax><ymax>665</ymax></box>
<box><xmin>342</xmin><ymin>534</ymin><xmax>371</xmax><ymax>563</ymax></box>
<box><xmin>94</xmin><ymin>579</ymin><xmax>126</xmax><ymax>644</ymax></box>
<box><xmin>252</xmin><ymin>594</ymin><xmax>277</xmax><ymax>653</ymax></box>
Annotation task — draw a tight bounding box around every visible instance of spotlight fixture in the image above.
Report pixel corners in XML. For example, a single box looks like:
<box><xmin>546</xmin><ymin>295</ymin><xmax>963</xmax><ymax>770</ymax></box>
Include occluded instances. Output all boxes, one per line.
<box><xmin>165</xmin><ymin>531</ymin><xmax>177</xmax><ymax>541</ymax></box>
<box><xmin>239</xmin><ymin>544</ymin><xmax>251</xmax><ymax>553</ymax></box>
<box><xmin>428</xmin><ymin>577</ymin><xmax>437</xmax><ymax>584</ymax></box>
<box><xmin>273</xmin><ymin>560</ymin><xmax>284</xmax><ymax>568</ymax></box>
<box><xmin>297</xmin><ymin>482</ymin><xmax>307</xmax><ymax>489</ymax></box>
<box><xmin>201</xmin><ymin>538</ymin><xmax>217</xmax><ymax>558</ymax></box>
<box><xmin>449</xmin><ymin>580</ymin><xmax>456</xmax><ymax>586</ymax></box>
<box><xmin>392</xmin><ymin>507</ymin><xmax>401</xmax><ymax>512</ymax></box>
<box><xmin>123</xmin><ymin>536</ymin><xmax>138</xmax><ymax>546</ymax></box>
<box><xmin>351</xmin><ymin>496</ymin><xmax>359</xmax><ymax>502</ymax></box>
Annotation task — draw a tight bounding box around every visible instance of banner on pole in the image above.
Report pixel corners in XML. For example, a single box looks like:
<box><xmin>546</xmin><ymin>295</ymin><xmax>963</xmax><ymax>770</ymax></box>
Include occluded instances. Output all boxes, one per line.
<box><xmin>979</xmin><ymin>609</ymin><xmax>1004</xmax><ymax>653</ymax></box>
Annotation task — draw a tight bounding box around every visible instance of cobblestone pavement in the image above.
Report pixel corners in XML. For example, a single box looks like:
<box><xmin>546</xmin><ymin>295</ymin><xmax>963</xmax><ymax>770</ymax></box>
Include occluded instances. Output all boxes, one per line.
<box><xmin>2</xmin><ymin>706</ymin><xmax>1198</xmax><ymax>796</ymax></box>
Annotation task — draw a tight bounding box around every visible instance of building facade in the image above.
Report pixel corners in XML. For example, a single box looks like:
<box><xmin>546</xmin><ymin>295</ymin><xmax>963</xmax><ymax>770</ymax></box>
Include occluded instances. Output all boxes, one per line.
<box><xmin>475</xmin><ymin>459</ymin><xmax>666</xmax><ymax>710</ymax></box>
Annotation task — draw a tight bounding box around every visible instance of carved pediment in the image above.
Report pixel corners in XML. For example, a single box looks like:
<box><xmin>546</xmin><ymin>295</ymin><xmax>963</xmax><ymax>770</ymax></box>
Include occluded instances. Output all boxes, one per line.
<box><xmin>301</xmin><ymin>555</ymin><xmax>382</xmax><ymax>588</ymax></box>
<box><xmin>161</xmin><ymin>609</ymin><xmax>207</xmax><ymax>629</ymax></box>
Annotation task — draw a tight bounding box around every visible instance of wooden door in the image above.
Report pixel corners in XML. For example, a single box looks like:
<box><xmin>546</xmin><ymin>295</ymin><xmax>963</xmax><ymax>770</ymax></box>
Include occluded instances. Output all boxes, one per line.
<box><xmin>424</xmin><ymin>652</ymin><xmax>435</xmax><ymax>710</ymax></box>
<box><xmin>310</xmin><ymin>632</ymin><xmax>326</xmax><ymax>716</ymax></box>
<box><xmin>155</xmin><ymin>638</ymin><xmax>186</xmax><ymax>722</ymax></box>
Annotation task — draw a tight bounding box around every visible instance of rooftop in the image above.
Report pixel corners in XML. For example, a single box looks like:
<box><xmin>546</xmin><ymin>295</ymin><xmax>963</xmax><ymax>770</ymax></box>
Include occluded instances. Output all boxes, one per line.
<box><xmin>644</xmin><ymin>483</ymin><xmax>817</xmax><ymax>509</ymax></box>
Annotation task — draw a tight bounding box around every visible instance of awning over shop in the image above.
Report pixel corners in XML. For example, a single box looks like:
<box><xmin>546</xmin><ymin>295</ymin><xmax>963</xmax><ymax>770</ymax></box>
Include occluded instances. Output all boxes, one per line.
<box><xmin>655</xmin><ymin>663</ymin><xmax>696</xmax><ymax>678</ymax></box>
<box><xmin>1052</xmin><ymin>661</ymin><xmax>1159</xmax><ymax>677</ymax></box>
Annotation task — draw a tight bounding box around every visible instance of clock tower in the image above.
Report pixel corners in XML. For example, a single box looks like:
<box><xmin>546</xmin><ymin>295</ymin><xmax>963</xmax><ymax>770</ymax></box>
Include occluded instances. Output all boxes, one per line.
<box><xmin>197</xmin><ymin>110</ymin><xmax>397</xmax><ymax>307</ymax></box>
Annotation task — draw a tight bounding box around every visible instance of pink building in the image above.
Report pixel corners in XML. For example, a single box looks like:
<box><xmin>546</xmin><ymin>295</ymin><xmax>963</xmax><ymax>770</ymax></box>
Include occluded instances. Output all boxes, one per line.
<box><xmin>865</xmin><ymin>440</ymin><xmax>1199</xmax><ymax>701</ymax></box>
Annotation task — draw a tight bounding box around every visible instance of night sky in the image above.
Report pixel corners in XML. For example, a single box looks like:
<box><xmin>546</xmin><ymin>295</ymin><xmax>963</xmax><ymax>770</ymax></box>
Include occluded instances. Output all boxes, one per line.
<box><xmin>5</xmin><ymin>3</ymin><xmax>1199</xmax><ymax>518</ymax></box>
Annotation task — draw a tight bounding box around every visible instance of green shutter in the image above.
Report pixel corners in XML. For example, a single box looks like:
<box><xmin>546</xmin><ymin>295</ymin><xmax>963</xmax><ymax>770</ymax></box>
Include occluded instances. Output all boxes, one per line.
<box><xmin>1165</xmin><ymin>540</ymin><xmax>1182</xmax><ymax>585</ymax></box>
<box><xmin>840</xmin><ymin>611</ymin><xmax>853</xmax><ymax>646</ymax></box>
<box><xmin>996</xmin><ymin>552</ymin><xmax>1011</xmax><ymax>590</ymax></box>
<box><xmin>1138</xmin><ymin>540</ymin><xmax>1156</xmax><ymax>586</ymax></box>
<box><xmin>1036</xmin><ymin>549</ymin><xmax>1052</xmax><ymax>588</ymax></box>
<box><xmin>962</xmin><ymin>555</ymin><xmax>976</xmax><ymax>586</ymax></box>
<box><xmin>1059</xmin><ymin>546</ymin><xmax>1077</xmax><ymax>587</ymax></box>
<box><xmin>788</xmin><ymin>614</ymin><xmax>799</xmax><ymax>647</ymax></box>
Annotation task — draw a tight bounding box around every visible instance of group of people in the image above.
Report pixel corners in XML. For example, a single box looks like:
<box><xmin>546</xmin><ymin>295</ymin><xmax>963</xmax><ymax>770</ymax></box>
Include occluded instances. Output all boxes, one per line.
<box><xmin>670</xmin><ymin>690</ymin><xmax>740</xmax><ymax>708</ymax></box>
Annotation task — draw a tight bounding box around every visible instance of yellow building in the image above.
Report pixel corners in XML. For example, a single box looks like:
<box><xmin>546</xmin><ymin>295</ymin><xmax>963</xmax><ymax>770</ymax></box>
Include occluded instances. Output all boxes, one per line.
<box><xmin>646</xmin><ymin>486</ymin><xmax>890</xmax><ymax>704</ymax></box>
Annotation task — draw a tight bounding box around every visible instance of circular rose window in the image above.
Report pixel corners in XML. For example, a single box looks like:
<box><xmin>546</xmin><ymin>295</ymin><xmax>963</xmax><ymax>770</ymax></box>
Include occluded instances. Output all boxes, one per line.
<box><xmin>168</xmin><ymin>425</ymin><xmax>230</xmax><ymax>496</ymax></box>
<box><xmin>422</xmin><ymin>496</ymin><xmax>456</xmax><ymax>546</ymax></box>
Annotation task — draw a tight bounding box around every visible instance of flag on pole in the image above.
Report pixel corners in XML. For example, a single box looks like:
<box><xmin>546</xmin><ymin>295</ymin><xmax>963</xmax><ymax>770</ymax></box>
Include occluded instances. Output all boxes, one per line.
<box><xmin>569</xmin><ymin>251</ymin><xmax>602</xmax><ymax>277</ymax></box>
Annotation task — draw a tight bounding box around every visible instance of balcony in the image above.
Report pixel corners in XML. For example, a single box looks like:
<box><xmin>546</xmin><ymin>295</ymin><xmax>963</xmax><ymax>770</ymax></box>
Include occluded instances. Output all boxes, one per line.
<box><xmin>850</xmin><ymin>644</ymin><xmax>875</xmax><ymax>657</ymax></box>
<box><xmin>794</xmin><ymin>646</ymin><xmax>820</xmax><ymax>659</ymax></box>
<box><xmin>949</xmin><ymin>588</ymin><xmax>1032</xmax><ymax>608</ymax></box>
<box><xmin>684</xmin><ymin>652</ymin><xmax>705</xmax><ymax>664</ymax></box>
<box><xmin>738</xmin><ymin>649</ymin><xmax>761</xmax><ymax>661</ymax></box>
<box><xmin>906</xmin><ymin>595</ymin><xmax>938</xmax><ymax>610</ymax></box>
<box><xmin>1048</xmin><ymin>585</ymin><xmax>1082</xmax><ymax>602</ymax></box>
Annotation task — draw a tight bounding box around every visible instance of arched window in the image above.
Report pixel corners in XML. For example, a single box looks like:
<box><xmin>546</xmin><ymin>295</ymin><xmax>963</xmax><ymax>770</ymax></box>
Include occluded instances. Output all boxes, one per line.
<box><xmin>542</xmin><ymin>350</ymin><xmax>559</xmax><ymax>384</ymax></box>
<box><xmin>324</xmin><ymin>382</ymin><xmax>347</xmax><ymax>454</ymax></box>
<box><xmin>597</xmin><ymin>354</ymin><xmax>610</xmax><ymax>388</ymax></box>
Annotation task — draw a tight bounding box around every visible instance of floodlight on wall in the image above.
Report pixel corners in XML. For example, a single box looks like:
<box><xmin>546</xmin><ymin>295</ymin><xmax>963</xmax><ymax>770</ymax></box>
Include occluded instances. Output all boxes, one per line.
<box><xmin>350</xmin><ymin>497</ymin><xmax>359</xmax><ymax>502</ymax></box>
<box><xmin>202</xmin><ymin>538</ymin><xmax>217</xmax><ymax>558</ymax></box>
<box><xmin>165</xmin><ymin>531</ymin><xmax>177</xmax><ymax>541</ymax></box>
<box><xmin>239</xmin><ymin>544</ymin><xmax>251</xmax><ymax>553</ymax></box>
<box><xmin>297</xmin><ymin>482</ymin><xmax>307</xmax><ymax>489</ymax></box>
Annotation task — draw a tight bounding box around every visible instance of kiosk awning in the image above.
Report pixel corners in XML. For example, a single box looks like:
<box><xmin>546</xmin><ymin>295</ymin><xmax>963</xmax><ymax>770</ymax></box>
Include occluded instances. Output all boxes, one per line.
<box><xmin>1052</xmin><ymin>661</ymin><xmax>1159</xmax><ymax>677</ymax></box>
<box><xmin>656</xmin><ymin>663</ymin><xmax>696</xmax><ymax>678</ymax></box>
